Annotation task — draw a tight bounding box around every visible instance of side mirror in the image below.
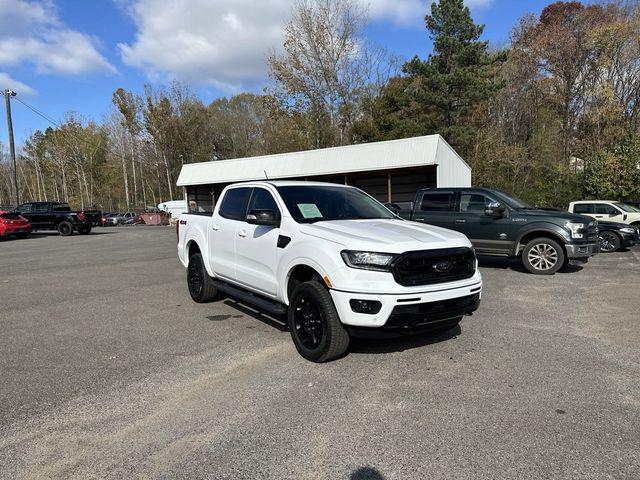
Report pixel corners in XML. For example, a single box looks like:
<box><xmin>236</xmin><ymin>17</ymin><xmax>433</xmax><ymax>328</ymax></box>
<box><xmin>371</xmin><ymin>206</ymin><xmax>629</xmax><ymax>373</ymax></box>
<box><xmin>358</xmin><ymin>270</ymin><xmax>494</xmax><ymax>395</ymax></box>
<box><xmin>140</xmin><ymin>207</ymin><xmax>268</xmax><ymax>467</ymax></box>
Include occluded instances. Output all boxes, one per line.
<box><xmin>246</xmin><ymin>209</ymin><xmax>280</xmax><ymax>227</ymax></box>
<box><xmin>384</xmin><ymin>202</ymin><xmax>401</xmax><ymax>216</ymax></box>
<box><xmin>485</xmin><ymin>201</ymin><xmax>504</xmax><ymax>217</ymax></box>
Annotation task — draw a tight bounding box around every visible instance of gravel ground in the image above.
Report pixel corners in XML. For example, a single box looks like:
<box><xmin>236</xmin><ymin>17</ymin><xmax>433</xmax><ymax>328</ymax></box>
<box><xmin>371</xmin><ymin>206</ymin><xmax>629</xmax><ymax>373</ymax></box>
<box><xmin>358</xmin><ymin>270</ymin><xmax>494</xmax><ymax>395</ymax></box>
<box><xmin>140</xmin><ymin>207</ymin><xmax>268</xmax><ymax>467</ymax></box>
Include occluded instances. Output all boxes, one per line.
<box><xmin>0</xmin><ymin>227</ymin><xmax>639</xmax><ymax>480</ymax></box>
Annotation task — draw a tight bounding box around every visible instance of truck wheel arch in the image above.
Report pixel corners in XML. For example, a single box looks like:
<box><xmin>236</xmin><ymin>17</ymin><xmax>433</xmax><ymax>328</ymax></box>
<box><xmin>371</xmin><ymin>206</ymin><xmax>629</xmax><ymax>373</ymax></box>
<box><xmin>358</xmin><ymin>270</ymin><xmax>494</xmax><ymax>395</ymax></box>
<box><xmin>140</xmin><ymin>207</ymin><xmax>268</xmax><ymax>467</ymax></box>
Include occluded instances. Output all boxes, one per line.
<box><xmin>187</xmin><ymin>240</ymin><xmax>201</xmax><ymax>259</ymax></box>
<box><xmin>286</xmin><ymin>264</ymin><xmax>324</xmax><ymax>305</ymax></box>
<box><xmin>185</xmin><ymin>240</ymin><xmax>215</xmax><ymax>278</ymax></box>
<box><xmin>514</xmin><ymin>230</ymin><xmax>567</xmax><ymax>257</ymax></box>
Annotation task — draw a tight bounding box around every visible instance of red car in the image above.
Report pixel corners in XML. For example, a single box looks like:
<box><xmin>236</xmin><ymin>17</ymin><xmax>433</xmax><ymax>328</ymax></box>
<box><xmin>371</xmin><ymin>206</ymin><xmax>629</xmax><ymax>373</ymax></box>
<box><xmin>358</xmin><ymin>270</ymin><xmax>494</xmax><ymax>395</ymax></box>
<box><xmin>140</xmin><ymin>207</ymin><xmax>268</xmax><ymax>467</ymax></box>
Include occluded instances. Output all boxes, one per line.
<box><xmin>0</xmin><ymin>211</ymin><xmax>31</xmax><ymax>239</ymax></box>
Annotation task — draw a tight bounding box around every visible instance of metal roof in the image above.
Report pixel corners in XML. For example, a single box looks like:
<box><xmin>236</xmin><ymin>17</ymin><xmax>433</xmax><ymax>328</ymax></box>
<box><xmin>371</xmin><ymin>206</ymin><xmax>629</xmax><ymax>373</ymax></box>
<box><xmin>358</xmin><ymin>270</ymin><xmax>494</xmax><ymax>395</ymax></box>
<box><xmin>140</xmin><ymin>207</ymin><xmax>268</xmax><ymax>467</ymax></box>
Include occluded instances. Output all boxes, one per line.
<box><xmin>176</xmin><ymin>134</ymin><xmax>470</xmax><ymax>187</ymax></box>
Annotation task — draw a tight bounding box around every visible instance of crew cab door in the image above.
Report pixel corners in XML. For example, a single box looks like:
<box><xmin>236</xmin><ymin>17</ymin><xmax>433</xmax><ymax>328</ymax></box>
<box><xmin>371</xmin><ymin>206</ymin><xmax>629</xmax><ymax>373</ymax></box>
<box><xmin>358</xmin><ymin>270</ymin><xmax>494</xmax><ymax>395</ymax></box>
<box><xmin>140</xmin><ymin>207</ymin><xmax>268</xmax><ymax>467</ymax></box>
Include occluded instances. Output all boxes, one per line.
<box><xmin>454</xmin><ymin>192</ymin><xmax>513</xmax><ymax>254</ymax></box>
<box><xmin>411</xmin><ymin>191</ymin><xmax>455</xmax><ymax>230</ymax></box>
<box><xmin>32</xmin><ymin>202</ymin><xmax>54</xmax><ymax>228</ymax></box>
<box><xmin>209</xmin><ymin>187</ymin><xmax>252</xmax><ymax>282</ymax></box>
<box><xmin>233</xmin><ymin>187</ymin><xmax>282</xmax><ymax>298</ymax></box>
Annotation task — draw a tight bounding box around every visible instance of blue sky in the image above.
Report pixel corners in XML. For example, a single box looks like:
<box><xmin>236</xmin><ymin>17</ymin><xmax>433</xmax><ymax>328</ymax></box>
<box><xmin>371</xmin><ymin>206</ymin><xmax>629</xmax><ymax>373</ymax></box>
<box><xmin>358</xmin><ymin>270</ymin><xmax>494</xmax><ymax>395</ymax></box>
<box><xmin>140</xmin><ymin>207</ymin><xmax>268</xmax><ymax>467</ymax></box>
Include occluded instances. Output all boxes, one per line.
<box><xmin>0</xmin><ymin>0</ymin><xmax>584</xmax><ymax>146</ymax></box>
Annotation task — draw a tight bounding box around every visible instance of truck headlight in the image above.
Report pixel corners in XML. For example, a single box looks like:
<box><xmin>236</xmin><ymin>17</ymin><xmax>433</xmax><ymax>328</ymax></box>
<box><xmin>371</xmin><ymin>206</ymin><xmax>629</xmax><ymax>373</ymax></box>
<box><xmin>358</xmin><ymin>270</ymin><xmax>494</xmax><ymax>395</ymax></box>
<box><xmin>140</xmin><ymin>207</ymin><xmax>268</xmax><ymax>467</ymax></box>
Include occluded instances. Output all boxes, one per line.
<box><xmin>566</xmin><ymin>222</ymin><xmax>585</xmax><ymax>239</ymax></box>
<box><xmin>341</xmin><ymin>251</ymin><xmax>397</xmax><ymax>272</ymax></box>
<box><xmin>620</xmin><ymin>227</ymin><xmax>635</xmax><ymax>234</ymax></box>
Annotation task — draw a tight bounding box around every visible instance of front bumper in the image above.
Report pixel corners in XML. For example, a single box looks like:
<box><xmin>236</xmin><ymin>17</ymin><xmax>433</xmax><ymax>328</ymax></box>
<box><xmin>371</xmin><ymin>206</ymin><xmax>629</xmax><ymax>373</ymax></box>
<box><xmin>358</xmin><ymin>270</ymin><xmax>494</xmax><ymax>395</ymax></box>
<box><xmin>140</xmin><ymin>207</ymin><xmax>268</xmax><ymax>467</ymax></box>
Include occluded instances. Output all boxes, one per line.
<box><xmin>621</xmin><ymin>232</ymin><xmax>639</xmax><ymax>248</ymax></box>
<box><xmin>329</xmin><ymin>278</ymin><xmax>482</xmax><ymax>329</ymax></box>
<box><xmin>565</xmin><ymin>242</ymin><xmax>599</xmax><ymax>259</ymax></box>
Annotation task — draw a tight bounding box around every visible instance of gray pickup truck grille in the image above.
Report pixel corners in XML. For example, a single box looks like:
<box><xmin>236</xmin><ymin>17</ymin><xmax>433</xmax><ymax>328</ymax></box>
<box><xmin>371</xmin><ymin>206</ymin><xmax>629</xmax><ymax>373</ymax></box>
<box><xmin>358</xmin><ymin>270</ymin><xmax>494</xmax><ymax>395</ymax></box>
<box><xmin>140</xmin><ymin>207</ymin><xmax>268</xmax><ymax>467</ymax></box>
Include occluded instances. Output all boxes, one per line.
<box><xmin>391</xmin><ymin>247</ymin><xmax>476</xmax><ymax>287</ymax></box>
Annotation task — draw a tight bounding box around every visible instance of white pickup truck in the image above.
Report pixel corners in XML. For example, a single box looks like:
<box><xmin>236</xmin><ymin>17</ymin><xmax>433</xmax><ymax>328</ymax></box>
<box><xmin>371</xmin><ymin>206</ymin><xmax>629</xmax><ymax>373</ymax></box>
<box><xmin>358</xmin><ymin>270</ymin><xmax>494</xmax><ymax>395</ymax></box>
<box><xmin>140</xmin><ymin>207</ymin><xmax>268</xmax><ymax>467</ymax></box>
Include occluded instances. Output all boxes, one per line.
<box><xmin>177</xmin><ymin>181</ymin><xmax>482</xmax><ymax>362</ymax></box>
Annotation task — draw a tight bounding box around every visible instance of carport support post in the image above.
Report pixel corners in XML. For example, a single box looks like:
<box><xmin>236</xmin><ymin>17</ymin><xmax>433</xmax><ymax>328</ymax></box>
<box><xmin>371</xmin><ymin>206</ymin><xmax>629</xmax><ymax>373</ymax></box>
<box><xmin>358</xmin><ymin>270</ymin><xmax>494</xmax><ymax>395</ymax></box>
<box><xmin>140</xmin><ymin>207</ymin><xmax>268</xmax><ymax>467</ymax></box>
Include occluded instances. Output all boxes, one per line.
<box><xmin>387</xmin><ymin>173</ymin><xmax>392</xmax><ymax>203</ymax></box>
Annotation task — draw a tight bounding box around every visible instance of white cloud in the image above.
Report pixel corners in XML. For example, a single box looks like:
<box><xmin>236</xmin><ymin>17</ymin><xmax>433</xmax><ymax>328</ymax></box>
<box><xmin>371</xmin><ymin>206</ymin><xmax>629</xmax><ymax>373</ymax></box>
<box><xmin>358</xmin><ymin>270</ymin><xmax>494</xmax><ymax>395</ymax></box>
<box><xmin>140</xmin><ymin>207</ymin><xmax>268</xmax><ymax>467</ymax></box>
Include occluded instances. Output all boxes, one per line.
<box><xmin>0</xmin><ymin>0</ymin><xmax>116</xmax><ymax>75</ymax></box>
<box><xmin>119</xmin><ymin>0</ymin><xmax>494</xmax><ymax>90</ymax></box>
<box><xmin>119</xmin><ymin>0</ymin><xmax>292</xmax><ymax>90</ymax></box>
<box><xmin>120</xmin><ymin>0</ymin><xmax>461</xmax><ymax>90</ymax></box>
<box><xmin>367</xmin><ymin>0</ymin><xmax>494</xmax><ymax>24</ymax></box>
<box><xmin>367</xmin><ymin>0</ymin><xmax>424</xmax><ymax>25</ymax></box>
<box><xmin>0</xmin><ymin>72</ymin><xmax>36</xmax><ymax>96</ymax></box>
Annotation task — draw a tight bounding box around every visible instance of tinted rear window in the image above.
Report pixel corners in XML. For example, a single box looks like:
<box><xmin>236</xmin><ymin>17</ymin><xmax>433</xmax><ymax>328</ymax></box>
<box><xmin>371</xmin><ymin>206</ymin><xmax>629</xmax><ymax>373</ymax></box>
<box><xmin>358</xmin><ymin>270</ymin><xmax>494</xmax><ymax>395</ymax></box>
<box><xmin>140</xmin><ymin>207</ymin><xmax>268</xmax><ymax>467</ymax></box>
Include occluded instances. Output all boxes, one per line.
<box><xmin>219</xmin><ymin>187</ymin><xmax>251</xmax><ymax>220</ymax></box>
<box><xmin>573</xmin><ymin>203</ymin><xmax>592</xmax><ymax>214</ymax></box>
<box><xmin>420</xmin><ymin>193</ymin><xmax>454</xmax><ymax>212</ymax></box>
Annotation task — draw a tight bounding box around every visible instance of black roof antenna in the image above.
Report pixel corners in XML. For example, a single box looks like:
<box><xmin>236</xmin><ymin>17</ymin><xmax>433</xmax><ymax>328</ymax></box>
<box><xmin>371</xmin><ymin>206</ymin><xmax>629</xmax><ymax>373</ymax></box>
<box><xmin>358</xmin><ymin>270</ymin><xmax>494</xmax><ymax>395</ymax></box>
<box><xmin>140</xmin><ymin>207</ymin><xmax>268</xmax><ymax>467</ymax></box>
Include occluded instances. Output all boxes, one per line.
<box><xmin>264</xmin><ymin>170</ymin><xmax>269</xmax><ymax>180</ymax></box>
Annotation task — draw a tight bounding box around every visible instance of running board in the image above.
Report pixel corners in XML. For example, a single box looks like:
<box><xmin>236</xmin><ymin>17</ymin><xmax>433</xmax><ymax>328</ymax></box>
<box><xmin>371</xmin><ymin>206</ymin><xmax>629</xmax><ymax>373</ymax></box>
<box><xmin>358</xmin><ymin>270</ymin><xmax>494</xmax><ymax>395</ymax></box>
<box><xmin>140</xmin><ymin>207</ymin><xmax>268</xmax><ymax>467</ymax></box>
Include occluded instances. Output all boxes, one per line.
<box><xmin>211</xmin><ymin>280</ymin><xmax>287</xmax><ymax>316</ymax></box>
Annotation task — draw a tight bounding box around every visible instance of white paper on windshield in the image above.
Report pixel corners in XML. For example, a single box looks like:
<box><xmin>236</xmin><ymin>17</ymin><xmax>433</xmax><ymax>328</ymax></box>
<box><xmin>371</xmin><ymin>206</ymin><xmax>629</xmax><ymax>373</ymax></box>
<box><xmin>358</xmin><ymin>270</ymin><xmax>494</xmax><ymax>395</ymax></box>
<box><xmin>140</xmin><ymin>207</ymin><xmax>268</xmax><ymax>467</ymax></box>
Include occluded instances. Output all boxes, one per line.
<box><xmin>297</xmin><ymin>203</ymin><xmax>323</xmax><ymax>219</ymax></box>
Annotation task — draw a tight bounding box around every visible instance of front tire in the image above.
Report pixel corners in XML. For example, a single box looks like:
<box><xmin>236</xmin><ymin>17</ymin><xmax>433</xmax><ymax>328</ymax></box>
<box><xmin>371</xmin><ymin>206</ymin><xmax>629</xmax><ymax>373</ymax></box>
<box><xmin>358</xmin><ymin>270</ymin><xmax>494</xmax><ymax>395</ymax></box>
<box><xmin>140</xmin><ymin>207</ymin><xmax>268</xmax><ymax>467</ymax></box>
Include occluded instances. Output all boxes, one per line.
<box><xmin>288</xmin><ymin>281</ymin><xmax>349</xmax><ymax>362</ymax></box>
<box><xmin>522</xmin><ymin>238</ymin><xmax>565</xmax><ymax>275</ymax></box>
<box><xmin>16</xmin><ymin>233</ymin><xmax>29</xmax><ymax>239</ymax></box>
<box><xmin>187</xmin><ymin>253</ymin><xmax>218</xmax><ymax>303</ymax></box>
<box><xmin>599</xmin><ymin>231</ymin><xmax>621</xmax><ymax>253</ymax></box>
<box><xmin>57</xmin><ymin>221</ymin><xmax>73</xmax><ymax>236</ymax></box>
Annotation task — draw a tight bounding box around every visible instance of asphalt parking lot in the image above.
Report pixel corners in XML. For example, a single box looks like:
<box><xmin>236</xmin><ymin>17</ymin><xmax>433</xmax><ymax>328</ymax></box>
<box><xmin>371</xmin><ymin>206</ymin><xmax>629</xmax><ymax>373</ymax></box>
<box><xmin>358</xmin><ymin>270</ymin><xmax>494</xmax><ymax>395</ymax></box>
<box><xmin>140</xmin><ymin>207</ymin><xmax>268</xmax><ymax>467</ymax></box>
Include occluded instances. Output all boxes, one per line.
<box><xmin>1</xmin><ymin>227</ymin><xmax>639</xmax><ymax>479</ymax></box>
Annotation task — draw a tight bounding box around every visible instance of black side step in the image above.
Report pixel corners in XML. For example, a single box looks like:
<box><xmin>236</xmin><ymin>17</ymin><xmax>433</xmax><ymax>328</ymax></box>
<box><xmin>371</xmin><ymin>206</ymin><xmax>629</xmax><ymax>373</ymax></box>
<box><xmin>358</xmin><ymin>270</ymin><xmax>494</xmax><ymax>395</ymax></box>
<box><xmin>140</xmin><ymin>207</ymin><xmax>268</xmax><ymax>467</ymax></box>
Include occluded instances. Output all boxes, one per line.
<box><xmin>211</xmin><ymin>280</ymin><xmax>287</xmax><ymax>316</ymax></box>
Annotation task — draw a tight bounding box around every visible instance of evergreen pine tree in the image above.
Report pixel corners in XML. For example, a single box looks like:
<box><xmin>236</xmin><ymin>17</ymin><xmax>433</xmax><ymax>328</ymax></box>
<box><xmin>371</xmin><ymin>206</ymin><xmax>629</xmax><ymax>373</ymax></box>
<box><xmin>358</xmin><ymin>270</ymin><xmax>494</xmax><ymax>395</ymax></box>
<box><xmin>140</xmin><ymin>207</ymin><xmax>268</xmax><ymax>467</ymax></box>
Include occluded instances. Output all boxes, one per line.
<box><xmin>401</xmin><ymin>0</ymin><xmax>502</xmax><ymax>153</ymax></box>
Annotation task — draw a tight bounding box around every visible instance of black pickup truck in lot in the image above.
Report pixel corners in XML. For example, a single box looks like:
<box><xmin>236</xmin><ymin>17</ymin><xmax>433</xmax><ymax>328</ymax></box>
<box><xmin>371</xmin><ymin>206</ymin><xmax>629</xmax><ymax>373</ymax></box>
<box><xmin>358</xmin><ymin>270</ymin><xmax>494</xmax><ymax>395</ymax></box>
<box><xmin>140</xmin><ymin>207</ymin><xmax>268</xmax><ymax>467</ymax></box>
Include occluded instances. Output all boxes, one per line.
<box><xmin>394</xmin><ymin>187</ymin><xmax>599</xmax><ymax>275</ymax></box>
<box><xmin>14</xmin><ymin>201</ymin><xmax>101</xmax><ymax>236</ymax></box>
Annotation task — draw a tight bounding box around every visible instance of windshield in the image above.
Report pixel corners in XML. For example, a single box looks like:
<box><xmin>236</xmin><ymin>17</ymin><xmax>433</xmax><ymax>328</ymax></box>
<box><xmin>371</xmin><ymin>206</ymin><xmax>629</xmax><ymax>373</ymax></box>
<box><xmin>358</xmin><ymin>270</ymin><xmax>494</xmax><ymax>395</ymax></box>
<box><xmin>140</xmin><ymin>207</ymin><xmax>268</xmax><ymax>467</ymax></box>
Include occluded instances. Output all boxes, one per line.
<box><xmin>614</xmin><ymin>202</ymin><xmax>640</xmax><ymax>213</ymax></box>
<box><xmin>276</xmin><ymin>185</ymin><xmax>396</xmax><ymax>223</ymax></box>
<box><xmin>490</xmin><ymin>189</ymin><xmax>532</xmax><ymax>209</ymax></box>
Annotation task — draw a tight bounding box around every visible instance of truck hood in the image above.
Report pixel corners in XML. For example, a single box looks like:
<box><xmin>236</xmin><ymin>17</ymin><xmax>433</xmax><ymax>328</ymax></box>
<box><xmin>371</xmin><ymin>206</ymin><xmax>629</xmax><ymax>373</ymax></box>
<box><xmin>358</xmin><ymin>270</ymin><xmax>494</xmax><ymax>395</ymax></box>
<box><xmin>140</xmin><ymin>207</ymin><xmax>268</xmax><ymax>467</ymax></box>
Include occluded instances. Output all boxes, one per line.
<box><xmin>299</xmin><ymin>219</ymin><xmax>471</xmax><ymax>252</ymax></box>
<box><xmin>514</xmin><ymin>208</ymin><xmax>595</xmax><ymax>224</ymax></box>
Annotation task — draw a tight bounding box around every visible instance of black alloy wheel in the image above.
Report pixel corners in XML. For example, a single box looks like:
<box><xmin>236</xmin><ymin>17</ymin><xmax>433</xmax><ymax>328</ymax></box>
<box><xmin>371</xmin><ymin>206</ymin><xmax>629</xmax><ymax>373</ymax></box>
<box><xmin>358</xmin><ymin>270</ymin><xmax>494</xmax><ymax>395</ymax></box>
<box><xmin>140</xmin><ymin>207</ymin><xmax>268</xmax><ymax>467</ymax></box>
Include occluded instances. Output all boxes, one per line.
<box><xmin>187</xmin><ymin>253</ymin><xmax>217</xmax><ymax>303</ymax></box>
<box><xmin>288</xmin><ymin>281</ymin><xmax>349</xmax><ymax>362</ymax></box>
<box><xmin>598</xmin><ymin>231</ymin><xmax>621</xmax><ymax>253</ymax></box>
<box><xmin>292</xmin><ymin>295</ymin><xmax>324</xmax><ymax>350</ymax></box>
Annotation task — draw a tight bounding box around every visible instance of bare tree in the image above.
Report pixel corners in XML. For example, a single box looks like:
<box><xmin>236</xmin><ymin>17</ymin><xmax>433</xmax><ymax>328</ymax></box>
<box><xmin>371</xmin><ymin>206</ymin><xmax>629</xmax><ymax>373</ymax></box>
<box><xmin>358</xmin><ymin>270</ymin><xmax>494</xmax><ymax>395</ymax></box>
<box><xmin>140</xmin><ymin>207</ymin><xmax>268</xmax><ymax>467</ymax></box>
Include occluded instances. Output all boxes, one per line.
<box><xmin>268</xmin><ymin>0</ymin><xmax>375</xmax><ymax>147</ymax></box>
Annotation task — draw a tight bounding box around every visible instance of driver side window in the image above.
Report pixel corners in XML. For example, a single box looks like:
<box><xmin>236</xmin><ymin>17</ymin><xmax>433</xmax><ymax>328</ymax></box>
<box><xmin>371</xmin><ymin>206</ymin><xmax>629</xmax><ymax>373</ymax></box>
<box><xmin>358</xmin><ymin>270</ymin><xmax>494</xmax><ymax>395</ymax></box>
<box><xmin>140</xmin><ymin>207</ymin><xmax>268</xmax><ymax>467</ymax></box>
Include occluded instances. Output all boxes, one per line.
<box><xmin>459</xmin><ymin>193</ymin><xmax>491</xmax><ymax>213</ymax></box>
<box><xmin>247</xmin><ymin>188</ymin><xmax>280</xmax><ymax>216</ymax></box>
<box><xmin>595</xmin><ymin>204</ymin><xmax>618</xmax><ymax>215</ymax></box>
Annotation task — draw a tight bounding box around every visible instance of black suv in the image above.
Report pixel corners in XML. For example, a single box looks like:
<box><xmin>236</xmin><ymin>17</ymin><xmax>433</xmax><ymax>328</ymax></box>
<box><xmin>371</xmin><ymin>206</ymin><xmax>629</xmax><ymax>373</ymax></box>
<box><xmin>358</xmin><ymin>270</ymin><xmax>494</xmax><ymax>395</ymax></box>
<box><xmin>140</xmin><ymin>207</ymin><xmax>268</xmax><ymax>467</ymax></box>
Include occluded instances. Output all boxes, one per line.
<box><xmin>402</xmin><ymin>187</ymin><xmax>599</xmax><ymax>275</ymax></box>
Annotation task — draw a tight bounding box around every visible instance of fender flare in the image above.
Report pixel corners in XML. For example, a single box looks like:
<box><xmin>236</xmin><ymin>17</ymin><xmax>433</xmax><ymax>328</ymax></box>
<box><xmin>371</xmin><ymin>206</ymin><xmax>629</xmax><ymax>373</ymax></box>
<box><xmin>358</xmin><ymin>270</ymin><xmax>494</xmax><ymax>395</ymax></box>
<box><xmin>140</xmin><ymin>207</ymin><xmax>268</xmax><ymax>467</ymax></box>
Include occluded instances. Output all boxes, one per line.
<box><xmin>512</xmin><ymin>223</ymin><xmax>570</xmax><ymax>256</ymax></box>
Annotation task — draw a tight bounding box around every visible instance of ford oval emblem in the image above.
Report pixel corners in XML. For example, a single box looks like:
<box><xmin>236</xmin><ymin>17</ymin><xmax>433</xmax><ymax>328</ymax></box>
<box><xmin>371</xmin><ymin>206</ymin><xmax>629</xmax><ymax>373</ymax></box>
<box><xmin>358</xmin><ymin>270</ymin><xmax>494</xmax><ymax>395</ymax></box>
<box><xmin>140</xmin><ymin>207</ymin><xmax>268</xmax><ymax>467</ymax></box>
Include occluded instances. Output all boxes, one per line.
<box><xmin>433</xmin><ymin>260</ymin><xmax>453</xmax><ymax>273</ymax></box>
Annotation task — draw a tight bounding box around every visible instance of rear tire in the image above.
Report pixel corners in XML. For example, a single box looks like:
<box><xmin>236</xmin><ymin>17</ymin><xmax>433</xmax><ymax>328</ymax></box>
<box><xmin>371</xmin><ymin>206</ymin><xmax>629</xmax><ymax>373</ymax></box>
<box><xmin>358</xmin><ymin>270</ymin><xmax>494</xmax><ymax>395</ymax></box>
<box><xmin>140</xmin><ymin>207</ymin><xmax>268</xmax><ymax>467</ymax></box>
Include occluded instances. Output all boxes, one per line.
<box><xmin>57</xmin><ymin>221</ymin><xmax>73</xmax><ymax>236</ymax></box>
<box><xmin>187</xmin><ymin>253</ymin><xmax>218</xmax><ymax>303</ymax></box>
<box><xmin>522</xmin><ymin>237</ymin><xmax>565</xmax><ymax>275</ymax></box>
<box><xmin>288</xmin><ymin>281</ymin><xmax>349</xmax><ymax>362</ymax></box>
<box><xmin>598</xmin><ymin>231</ymin><xmax>621</xmax><ymax>253</ymax></box>
<box><xmin>16</xmin><ymin>233</ymin><xmax>29</xmax><ymax>239</ymax></box>
<box><xmin>78</xmin><ymin>226</ymin><xmax>92</xmax><ymax>235</ymax></box>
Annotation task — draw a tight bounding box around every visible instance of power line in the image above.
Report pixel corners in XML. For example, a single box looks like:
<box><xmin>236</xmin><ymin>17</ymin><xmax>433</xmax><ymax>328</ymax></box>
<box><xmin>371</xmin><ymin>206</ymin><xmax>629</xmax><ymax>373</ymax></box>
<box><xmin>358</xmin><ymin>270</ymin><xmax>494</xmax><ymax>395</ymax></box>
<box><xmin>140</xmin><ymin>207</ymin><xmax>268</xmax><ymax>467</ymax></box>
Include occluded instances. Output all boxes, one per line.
<box><xmin>12</xmin><ymin>96</ymin><xmax>132</xmax><ymax>165</ymax></box>
<box><xmin>13</xmin><ymin>97</ymin><xmax>61</xmax><ymax>128</ymax></box>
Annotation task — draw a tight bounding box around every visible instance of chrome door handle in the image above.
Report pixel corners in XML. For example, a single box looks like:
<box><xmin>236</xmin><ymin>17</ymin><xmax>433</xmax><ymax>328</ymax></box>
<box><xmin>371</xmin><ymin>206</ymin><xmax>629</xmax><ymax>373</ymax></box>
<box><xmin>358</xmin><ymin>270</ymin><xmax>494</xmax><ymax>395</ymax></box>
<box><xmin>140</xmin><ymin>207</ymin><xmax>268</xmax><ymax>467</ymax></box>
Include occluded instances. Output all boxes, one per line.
<box><xmin>212</xmin><ymin>224</ymin><xmax>220</xmax><ymax>231</ymax></box>
<box><xmin>455</xmin><ymin>218</ymin><xmax>466</xmax><ymax>224</ymax></box>
<box><xmin>238</xmin><ymin>230</ymin><xmax>247</xmax><ymax>238</ymax></box>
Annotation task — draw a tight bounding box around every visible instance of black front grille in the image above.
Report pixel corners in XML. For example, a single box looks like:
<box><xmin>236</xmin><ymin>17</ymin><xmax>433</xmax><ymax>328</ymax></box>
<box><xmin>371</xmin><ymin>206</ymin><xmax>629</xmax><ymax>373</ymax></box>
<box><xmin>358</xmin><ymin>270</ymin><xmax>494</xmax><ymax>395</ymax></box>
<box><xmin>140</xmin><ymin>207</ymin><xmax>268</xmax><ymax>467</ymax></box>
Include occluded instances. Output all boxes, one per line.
<box><xmin>385</xmin><ymin>293</ymin><xmax>481</xmax><ymax>328</ymax></box>
<box><xmin>391</xmin><ymin>247</ymin><xmax>476</xmax><ymax>286</ymax></box>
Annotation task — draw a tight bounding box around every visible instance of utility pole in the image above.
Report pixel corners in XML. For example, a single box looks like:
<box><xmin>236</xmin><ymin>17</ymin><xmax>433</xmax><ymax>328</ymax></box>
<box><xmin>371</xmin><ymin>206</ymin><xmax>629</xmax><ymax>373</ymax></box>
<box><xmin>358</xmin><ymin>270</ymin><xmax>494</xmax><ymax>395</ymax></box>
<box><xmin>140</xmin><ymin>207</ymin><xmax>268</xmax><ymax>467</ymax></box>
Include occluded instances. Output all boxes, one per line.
<box><xmin>4</xmin><ymin>89</ymin><xmax>18</xmax><ymax>207</ymax></box>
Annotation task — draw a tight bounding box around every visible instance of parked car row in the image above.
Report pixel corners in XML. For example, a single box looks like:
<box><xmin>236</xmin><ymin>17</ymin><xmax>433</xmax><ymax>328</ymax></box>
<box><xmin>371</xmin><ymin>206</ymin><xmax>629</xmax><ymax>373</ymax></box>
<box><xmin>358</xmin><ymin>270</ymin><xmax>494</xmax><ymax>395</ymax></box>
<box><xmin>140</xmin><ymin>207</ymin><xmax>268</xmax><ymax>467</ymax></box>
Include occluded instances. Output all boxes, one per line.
<box><xmin>386</xmin><ymin>189</ymin><xmax>640</xmax><ymax>273</ymax></box>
